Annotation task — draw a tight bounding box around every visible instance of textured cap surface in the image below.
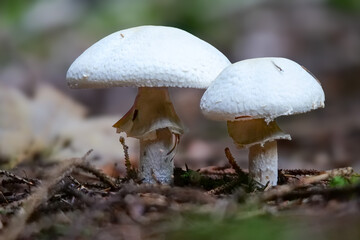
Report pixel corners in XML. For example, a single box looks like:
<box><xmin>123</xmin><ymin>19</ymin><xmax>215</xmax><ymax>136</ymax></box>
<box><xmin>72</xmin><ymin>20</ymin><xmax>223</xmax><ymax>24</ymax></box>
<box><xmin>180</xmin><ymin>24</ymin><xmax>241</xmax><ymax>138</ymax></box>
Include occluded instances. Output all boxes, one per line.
<box><xmin>66</xmin><ymin>25</ymin><xmax>230</xmax><ymax>89</ymax></box>
<box><xmin>200</xmin><ymin>57</ymin><xmax>325</xmax><ymax>122</ymax></box>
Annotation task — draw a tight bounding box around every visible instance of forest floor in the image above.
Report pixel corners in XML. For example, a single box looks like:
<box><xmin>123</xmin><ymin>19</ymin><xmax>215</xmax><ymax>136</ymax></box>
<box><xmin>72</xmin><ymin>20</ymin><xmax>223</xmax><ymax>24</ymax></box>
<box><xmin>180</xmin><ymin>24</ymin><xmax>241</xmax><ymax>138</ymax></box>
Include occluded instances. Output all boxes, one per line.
<box><xmin>0</xmin><ymin>146</ymin><xmax>359</xmax><ymax>240</ymax></box>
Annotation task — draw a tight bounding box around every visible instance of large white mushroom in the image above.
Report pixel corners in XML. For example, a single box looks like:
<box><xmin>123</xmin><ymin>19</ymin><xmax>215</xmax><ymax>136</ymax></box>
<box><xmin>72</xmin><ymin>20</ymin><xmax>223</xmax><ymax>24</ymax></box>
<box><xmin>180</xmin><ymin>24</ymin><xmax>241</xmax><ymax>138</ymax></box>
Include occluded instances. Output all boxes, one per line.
<box><xmin>66</xmin><ymin>25</ymin><xmax>230</xmax><ymax>184</ymax></box>
<box><xmin>200</xmin><ymin>57</ymin><xmax>325</xmax><ymax>186</ymax></box>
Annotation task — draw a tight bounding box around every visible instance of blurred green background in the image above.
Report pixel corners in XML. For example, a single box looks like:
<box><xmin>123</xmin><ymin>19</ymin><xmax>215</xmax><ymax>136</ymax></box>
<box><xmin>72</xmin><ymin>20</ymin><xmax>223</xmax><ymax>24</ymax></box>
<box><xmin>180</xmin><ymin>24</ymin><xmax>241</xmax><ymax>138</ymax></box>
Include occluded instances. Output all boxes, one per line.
<box><xmin>1</xmin><ymin>0</ymin><xmax>360</xmax><ymax>172</ymax></box>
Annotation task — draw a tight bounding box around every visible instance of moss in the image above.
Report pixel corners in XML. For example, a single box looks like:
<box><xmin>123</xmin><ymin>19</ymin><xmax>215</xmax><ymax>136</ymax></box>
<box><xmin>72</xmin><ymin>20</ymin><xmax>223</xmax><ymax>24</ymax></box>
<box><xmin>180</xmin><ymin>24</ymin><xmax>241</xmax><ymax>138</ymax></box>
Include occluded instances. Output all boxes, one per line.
<box><xmin>330</xmin><ymin>174</ymin><xmax>360</xmax><ymax>187</ymax></box>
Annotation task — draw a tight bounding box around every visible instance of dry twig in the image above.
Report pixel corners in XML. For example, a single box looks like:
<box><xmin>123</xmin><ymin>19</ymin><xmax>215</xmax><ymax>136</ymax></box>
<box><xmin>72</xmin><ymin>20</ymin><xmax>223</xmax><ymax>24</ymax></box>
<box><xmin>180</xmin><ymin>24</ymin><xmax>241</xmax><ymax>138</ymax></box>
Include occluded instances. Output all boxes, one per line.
<box><xmin>273</xmin><ymin>183</ymin><xmax>360</xmax><ymax>201</ymax></box>
<box><xmin>0</xmin><ymin>170</ymin><xmax>38</xmax><ymax>186</ymax></box>
<box><xmin>279</xmin><ymin>169</ymin><xmax>322</xmax><ymax>176</ymax></box>
<box><xmin>261</xmin><ymin>167</ymin><xmax>354</xmax><ymax>202</ymax></box>
<box><xmin>119</xmin><ymin>137</ymin><xmax>131</xmax><ymax>171</ymax></box>
<box><xmin>206</xmin><ymin>178</ymin><xmax>240</xmax><ymax>195</ymax></box>
<box><xmin>75</xmin><ymin>163</ymin><xmax>116</xmax><ymax>189</ymax></box>
<box><xmin>119</xmin><ymin>136</ymin><xmax>137</xmax><ymax>179</ymax></box>
<box><xmin>224</xmin><ymin>148</ymin><xmax>244</xmax><ymax>175</ymax></box>
<box><xmin>115</xmin><ymin>183</ymin><xmax>216</xmax><ymax>205</ymax></box>
<box><xmin>151</xmin><ymin>169</ymin><xmax>161</xmax><ymax>185</ymax></box>
<box><xmin>200</xmin><ymin>166</ymin><xmax>237</xmax><ymax>177</ymax></box>
<box><xmin>82</xmin><ymin>182</ymin><xmax>110</xmax><ymax>189</ymax></box>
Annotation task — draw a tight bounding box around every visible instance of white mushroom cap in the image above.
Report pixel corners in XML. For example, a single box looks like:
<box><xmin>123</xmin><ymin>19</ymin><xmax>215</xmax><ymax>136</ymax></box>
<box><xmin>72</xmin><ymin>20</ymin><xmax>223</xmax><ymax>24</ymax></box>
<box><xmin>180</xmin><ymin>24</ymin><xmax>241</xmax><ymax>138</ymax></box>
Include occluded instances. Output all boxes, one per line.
<box><xmin>66</xmin><ymin>25</ymin><xmax>230</xmax><ymax>89</ymax></box>
<box><xmin>201</xmin><ymin>57</ymin><xmax>325</xmax><ymax>122</ymax></box>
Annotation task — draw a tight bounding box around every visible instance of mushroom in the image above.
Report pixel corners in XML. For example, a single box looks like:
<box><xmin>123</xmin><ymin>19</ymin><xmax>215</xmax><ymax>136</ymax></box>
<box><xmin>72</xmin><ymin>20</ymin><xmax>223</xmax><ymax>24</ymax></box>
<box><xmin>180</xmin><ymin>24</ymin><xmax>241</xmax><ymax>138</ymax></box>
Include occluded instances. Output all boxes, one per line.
<box><xmin>66</xmin><ymin>25</ymin><xmax>230</xmax><ymax>184</ymax></box>
<box><xmin>200</xmin><ymin>57</ymin><xmax>325</xmax><ymax>186</ymax></box>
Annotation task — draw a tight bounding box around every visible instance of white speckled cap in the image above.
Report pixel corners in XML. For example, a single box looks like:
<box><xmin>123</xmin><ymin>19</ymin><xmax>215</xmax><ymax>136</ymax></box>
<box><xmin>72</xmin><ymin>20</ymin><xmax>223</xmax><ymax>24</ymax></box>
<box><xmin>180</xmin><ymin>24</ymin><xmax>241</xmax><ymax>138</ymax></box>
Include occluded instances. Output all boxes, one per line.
<box><xmin>201</xmin><ymin>57</ymin><xmax>325</xmax><ymax>122</ymax></box>
<box><xmin>66</xmin><ymin>25</ymin><xmax>230</xmax><ymax>89</ymax></box>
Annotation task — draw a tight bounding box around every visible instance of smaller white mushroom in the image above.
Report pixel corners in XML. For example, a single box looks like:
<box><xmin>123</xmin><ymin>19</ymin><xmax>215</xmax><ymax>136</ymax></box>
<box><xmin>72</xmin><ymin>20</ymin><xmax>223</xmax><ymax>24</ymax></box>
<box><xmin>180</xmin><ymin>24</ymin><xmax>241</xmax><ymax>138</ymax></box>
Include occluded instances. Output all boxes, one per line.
<box><xmin>200</xmin><ymin>57</ymin><xmax>325</xmax><ymax>186</ymax></box>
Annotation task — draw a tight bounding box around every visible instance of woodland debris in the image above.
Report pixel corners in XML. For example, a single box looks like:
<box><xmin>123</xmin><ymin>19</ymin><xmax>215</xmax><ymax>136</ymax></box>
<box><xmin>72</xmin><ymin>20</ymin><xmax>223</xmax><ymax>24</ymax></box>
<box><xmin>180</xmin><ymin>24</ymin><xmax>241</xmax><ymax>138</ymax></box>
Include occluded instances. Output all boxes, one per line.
<box><xmin>0</xmin><ymin>147</ymin><xmax>358</xmax><ymax>240</ymax></box>
<box><xmin>0</xmin><ymin>151</ymin><xmax>91</xmax><ymax>240</ymax></box>
<box><xmin>115</xmin><ymin>183</ymin><xmax>216</xmax><ymax>205</ymax></box>
<box><xmin>75</xmin><ymin>163</ymin><xmax>116</xmax><ymax>189</ymax></box>
<box><xmin>119</xmin><ymin>136</ymin><xmax>137</xmax><ymax>180</ymax></box>
<box><xmin>279</xmin><ymin>169</ymin><xmax>323</xmax><ymax>176</ymax></box>
<box><xmin>224</xmin><ymin>147</ymin><xmax>246</xmax><ymax>177</ymax></box>
<box><xmin>271</xmin><ymin>183</ymin><xmax>360</xmax><ymax>202</ymax></box>
<box><xmin>200</xmin><ymin>166</ymin><xmax>237</xmax><ymax>177</ymax></box>
<box><xmin>0</xmin><ymin>170</ymin><xmax>39</xmax><ymax>186</ymax></box>
<box><xmin>206</xmin><ymin>178</ymin><xmax>241</xmax><ymax>195</ymax></box>
<box><xmin>261</xmin><ymin>167</ymin><xmax>354</xmax><ymax>202</ymax></box>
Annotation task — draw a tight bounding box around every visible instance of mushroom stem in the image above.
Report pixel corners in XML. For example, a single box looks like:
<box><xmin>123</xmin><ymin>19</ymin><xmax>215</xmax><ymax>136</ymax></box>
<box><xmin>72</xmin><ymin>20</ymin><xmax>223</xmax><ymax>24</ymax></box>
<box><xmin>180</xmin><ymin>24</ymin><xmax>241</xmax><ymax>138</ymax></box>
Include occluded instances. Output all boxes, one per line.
<box><xmin>227</xmin><ymin>119</ymin><xmax>290</xmax><ymax>186</ymax></box>
<box><xmin>113</xmin><ymin>87</ymin><xmax>184</xmax><ymax>184</ymax></box>
<box><xmin>248</xmin><ymin>141</ymin><xmax>278</xmax><ymax>186</ymax></box>
<box><xmin>140</xmin><ymin>128</ymin><xmax>177</xmax><ymax>184</ymax></box>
